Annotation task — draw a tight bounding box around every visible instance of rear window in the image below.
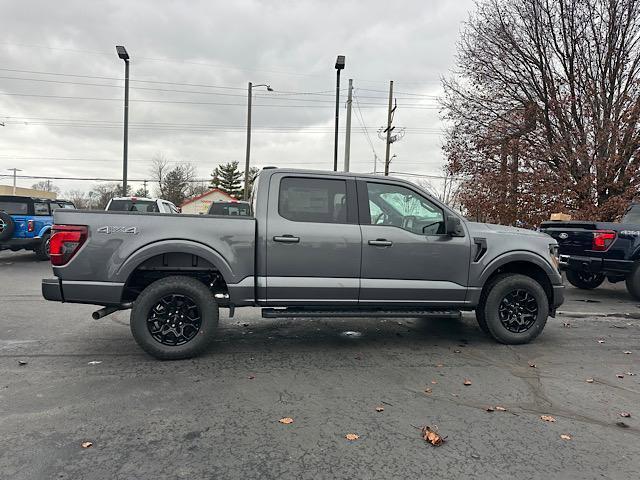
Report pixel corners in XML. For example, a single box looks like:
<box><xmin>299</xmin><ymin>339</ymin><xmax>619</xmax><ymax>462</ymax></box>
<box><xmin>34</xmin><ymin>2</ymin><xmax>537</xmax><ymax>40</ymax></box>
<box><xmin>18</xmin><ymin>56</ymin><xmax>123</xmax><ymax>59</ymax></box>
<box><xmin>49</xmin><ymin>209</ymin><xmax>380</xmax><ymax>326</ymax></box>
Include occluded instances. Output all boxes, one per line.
<box><xmin>108</xmin><ymin>200</ymin><xmax>159</xmax><ymax>213</ymax></box>
<box><xmin>52</xmin><ymin>202</ymin><xmax>75</xmax><ymax>210</ymax></box>
<box><xmin>208</xmin><ymin>202</ymin><xmax>251</xmax><ymax>216</ymax></box>
<box><xmin>278</xmin><ymin>177</ymin><xmax>348</xmax><ymax>224</ymax></box>
<box><xmin>0</xmin><ymin>201</ymin><xmax>29</xmax><ymax>215</ymax></box>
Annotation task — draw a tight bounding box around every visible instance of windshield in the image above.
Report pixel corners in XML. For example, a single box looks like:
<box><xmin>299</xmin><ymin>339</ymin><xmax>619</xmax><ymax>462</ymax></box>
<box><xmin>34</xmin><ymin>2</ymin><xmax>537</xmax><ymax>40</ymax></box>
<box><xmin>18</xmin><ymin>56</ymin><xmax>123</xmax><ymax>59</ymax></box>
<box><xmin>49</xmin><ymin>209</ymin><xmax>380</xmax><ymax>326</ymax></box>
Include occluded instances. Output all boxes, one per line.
<box><xmin>0</xmin><ymin>201</ymin><xmax>29</xmax><ymax>215</ymax></box>
<box><xmin>622</xmin><ymin>204</ymin><xmax>640</xmax><ymax>224</ymax></box>
<box><xmin>108</xmin><ymin>200</ymin><xmax>159</xmax><ymax>213</ymax></box>
<box><xmin>208</xmin><ymin>202</ymin><xmax>251</xmax><ymax>216</ymax></box>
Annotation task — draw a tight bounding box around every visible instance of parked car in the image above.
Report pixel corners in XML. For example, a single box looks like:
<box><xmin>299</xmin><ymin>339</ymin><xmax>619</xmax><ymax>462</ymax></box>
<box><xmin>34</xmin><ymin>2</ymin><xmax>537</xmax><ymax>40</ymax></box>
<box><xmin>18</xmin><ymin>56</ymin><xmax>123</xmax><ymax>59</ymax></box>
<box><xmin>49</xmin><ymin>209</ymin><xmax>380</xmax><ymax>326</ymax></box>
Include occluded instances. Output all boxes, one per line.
<box><xmin>0</xmin><ymin>195</ymin><xmax>75</xmax><ymax>260</ymax></box>
<box><xmin>208</xmin><ymin>200</ymin><xmax>251</xmax><ymax>216</ymax></box>
<box><xmin>540</xmin><ymin>203</ymin><xmax>640</xmax><ymax>298</ymax></box>
<box><xmin>42</xmin><ymin>168</ymin><xmax>564</xmax><ymax>359</ymax></box>
<box><xmin>106</xmin><ymin>197</ymin><xmax>180</xmax><ymax>214</ymax></box>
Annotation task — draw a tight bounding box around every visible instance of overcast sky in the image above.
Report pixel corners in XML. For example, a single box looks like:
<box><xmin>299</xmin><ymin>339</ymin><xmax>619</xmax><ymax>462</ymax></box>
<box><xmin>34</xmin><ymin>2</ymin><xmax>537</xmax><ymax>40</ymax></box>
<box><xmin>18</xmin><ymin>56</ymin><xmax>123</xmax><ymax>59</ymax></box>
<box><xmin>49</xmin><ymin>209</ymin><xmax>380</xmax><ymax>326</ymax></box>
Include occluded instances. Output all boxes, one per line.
<box><xmin>0</xmin><ymin>0</ymin><xmax>474</xmax><ymax>195</ymax></box>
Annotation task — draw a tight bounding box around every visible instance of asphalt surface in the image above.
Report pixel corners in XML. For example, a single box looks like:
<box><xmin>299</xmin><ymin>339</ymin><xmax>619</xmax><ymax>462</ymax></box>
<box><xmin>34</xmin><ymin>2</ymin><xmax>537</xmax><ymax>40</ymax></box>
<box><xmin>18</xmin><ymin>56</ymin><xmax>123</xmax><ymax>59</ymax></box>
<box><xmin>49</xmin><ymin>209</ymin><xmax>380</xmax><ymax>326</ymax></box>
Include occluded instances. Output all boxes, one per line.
<box><xmin>1</xmin><ymin>250</ymin><xmax>639</xmax><ymax>480</ymax></box>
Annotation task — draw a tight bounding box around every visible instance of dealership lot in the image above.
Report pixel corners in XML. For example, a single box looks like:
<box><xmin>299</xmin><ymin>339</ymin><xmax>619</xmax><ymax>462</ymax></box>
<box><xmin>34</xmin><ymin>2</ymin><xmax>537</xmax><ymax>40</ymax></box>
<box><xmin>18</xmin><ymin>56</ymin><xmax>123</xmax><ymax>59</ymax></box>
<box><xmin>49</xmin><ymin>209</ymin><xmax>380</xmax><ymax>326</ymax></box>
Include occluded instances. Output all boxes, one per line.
<box><xmin>1</xmin><ymin>251</ymin><xmax>639</xmax><ymax>480</ymax></box>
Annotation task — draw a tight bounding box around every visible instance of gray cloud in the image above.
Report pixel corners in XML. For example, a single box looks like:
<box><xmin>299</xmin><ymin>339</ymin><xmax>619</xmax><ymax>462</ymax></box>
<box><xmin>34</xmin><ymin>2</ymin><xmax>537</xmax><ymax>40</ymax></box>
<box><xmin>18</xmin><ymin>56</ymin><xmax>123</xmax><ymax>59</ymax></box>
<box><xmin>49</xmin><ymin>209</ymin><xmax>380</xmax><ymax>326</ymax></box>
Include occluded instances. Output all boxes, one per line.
<box><xmin>0</xmin><ymin>0</ymin><xmax>474</xmax><ymax>194</ymax></box>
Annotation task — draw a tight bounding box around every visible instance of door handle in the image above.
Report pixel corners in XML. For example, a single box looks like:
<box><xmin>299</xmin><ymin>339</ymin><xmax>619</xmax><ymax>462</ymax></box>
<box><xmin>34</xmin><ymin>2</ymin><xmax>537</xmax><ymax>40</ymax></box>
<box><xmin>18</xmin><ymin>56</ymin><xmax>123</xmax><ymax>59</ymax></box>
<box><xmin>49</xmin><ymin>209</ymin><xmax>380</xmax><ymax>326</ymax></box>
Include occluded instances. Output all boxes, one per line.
<box><xmin>368</xmin><ymin>239</ymin><xmax>393</xmax><ymax>247</ymax></box>
<box><xmin>273</xmin><ymin>235</ymin><xmax>300</xmax><ymax>243</ymax></box>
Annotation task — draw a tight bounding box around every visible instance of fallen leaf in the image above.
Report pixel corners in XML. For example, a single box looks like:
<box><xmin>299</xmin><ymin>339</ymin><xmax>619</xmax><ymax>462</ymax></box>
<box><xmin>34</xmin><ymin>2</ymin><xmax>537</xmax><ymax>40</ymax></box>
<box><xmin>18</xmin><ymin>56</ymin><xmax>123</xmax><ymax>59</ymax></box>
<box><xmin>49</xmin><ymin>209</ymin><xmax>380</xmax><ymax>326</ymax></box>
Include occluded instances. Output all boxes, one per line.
<box><xmin>486</xmin><ymin>406</ymin><xmax>495</xmax><ymax>412</ymax></box>
<box><xmin>451</xmin><ymin>393</ymin><xmax>459</xmax><ymax>397</ymax></box>
<box><xmin>436</xmin><ymin>363</ymin><xmax>444</xmax><ymax>368</ymax></box>
<box><xmin>528</xmin><ymin>362</ymin><xmax>537</xmax><ymax>368</ymax></box>
<box><xmin>87</xmin><ymin>361</ymin><xmax>102</xmax><ymax>365</ymax></box>
<box><xmin>617</xmin><ymin>374</ymin><xmax>625</xmax><ymax>379</ymax></box>
<box><xmin>540</xmin><ymin>415</ymin><xmax>556</xmax><ymax>422</ymax></box>
<box><xmin>81</xmin><ymin>441</ymin><xmax>93</xmax><ymax>448</ymax></box>
<box><xmin>463</xmin><ymin>379</ymin><xmax>472</xmax><ymax>386</ymax></box>
<box><xmin>586</xmin><ymin>378</ymin><xmax>594</xmax><ymax>383</ymax></box>
<box><xmin>375</xmin><ymin>406</ymin><xmax>384</xmax><ymax>412</ymax></box>
<box><xmin>431</xmin><ymin>380</ymin><xmax>438</xmax><ymax>385</ymax></box>
<box><xmin>495</xmin><ymin>406</ymin><xmax>507</xmax><ymax>411</ymax></box>
<box><xmin>563</xmin><ymin>322</ymin><xmax>571</xmax><ymax>328</ymax></box>
<box><xmin>424</xmin><ymin>388</ymin><xmax>432</xmax><ymax>394</ymax></box>
<box><xmin>625</xmin><ymin>372</ymin><xmax>636</xmax><ymax>376</ymax></box>
<box><xmin>345</xmin><ymin>433</ymin><xmax>359</xmax><ymax>441</ymax></box>
<box><xmin>247</xmin><ymin>374</ymin><xmax>255</xmax><ymax>380</ymax></box>
<box><xmin>597</xmin><ymin>339</ymin><xmax>605</xmax><ymax>344</ymax></box>
<box><xmin>278</xmin><ymin>417</ymin><xmax>294</xmax><ymax>424</ymax></box>
<box><xmin>620</xmin><ymin>412</ymin><xmax>631</xmax><ymax>418</ymax></box>
<box><xmin>453</xmin><ymin>349</ymin><xmax>462</xmax><ymax>354</ymax></box>
<box><xmin>420</xmin><ymin>426</ymin><xmax>446</xmax><ymax>446</ymax></box>
<box><xmin>560</xmin><ymin>434</ymin><xmax>572</xmax><ymax>440</ymax></box>
<box><xmin>624</xmin><ymin>351</ymin><xmax>632</xmax><ymax>354</ymax></box>
<box><xmin>17</xmin><ymin>360</ymin><xmax>27</xmax><ymax>366</ymax></box>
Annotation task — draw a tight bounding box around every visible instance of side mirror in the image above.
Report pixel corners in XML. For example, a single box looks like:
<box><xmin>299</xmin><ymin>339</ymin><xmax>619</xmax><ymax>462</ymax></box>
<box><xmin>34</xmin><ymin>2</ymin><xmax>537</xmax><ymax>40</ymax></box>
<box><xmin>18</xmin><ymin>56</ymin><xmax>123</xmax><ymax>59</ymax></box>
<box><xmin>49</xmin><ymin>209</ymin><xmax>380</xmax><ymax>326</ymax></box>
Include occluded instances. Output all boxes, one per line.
<box><xmin>445</xmin><ymin>215</ymin><xmax>464</xmax><ymax>237</ymax></box>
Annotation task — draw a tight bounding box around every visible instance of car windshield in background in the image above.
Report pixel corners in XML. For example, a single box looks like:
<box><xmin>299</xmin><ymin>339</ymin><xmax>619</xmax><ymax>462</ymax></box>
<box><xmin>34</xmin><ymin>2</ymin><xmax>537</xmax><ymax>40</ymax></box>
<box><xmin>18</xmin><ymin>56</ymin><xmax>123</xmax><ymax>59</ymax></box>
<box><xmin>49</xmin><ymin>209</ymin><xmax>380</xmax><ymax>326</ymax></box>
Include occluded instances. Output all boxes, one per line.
<box><xmin>208</xmin><ymin>202</ymin><xmax>251</xmax><ymax>216</ymax></box>
<box><xmin>0</xmin><ymin>201</ymin><xmax>29</xmax><ymax>215</ymax></box>
<box><xmin>622</xmin><ymin>204</ymin><xmax>640</xmax><ymax>224</ymax></box>
<box><xmin>109</xmin><ymin>200</ymin><xmax>159</xmax><ymax>213</ymax></box>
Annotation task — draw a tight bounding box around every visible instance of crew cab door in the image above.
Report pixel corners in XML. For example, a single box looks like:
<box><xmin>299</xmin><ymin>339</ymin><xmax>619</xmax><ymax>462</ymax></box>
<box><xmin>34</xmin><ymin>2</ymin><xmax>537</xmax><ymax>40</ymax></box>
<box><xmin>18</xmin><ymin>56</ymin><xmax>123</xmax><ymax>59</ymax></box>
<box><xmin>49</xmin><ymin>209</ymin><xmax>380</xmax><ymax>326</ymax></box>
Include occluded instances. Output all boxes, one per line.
<box><xmin>357</xmin><ymin>179</ymin><xmax>471</xmax><ymax>305</ymax></box>
<box><xmin>264</xmin><ymin>173</ymin><xmax>361</xmax><ymax>304</ymax></box>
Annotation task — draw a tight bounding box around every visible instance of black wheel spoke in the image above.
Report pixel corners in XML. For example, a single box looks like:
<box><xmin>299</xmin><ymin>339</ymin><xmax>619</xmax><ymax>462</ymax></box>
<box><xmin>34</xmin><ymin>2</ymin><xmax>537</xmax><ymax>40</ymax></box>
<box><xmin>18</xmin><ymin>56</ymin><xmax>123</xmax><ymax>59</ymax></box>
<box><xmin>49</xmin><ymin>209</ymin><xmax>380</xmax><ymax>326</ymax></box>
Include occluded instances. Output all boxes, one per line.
<box><xmin>498</xmin><ymin>288</ymin><xmax>539</xmax><ymax>333</ymax></box>
<box><xmin>147</xmin><ymin>294</ymin><xmax>202</xmax><ymax>346</ymax></box>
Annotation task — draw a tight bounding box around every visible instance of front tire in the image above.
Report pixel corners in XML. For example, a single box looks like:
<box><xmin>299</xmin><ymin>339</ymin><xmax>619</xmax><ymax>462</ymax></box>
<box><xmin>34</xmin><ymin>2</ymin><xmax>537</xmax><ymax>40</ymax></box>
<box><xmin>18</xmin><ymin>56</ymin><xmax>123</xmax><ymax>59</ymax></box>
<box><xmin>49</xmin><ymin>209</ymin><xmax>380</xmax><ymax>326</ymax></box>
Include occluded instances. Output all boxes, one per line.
<box><xmin>130</xmin><ymin>276</ymin><xmax>219</xmax><ymax>360</ymax></box>
<box><xmin>479</xmin><ymin>274</ymin><xmax>549</xmax><ymax>344</ymax></box>
<box><xmin>34</xmin><ymin>233</ymin><xmax>51</xmax><ymax>261</ymax></box>
<box><xmin>565</xmin><ymin>270</ymin><xmax>605</xmax><ymax>290</ymax></box>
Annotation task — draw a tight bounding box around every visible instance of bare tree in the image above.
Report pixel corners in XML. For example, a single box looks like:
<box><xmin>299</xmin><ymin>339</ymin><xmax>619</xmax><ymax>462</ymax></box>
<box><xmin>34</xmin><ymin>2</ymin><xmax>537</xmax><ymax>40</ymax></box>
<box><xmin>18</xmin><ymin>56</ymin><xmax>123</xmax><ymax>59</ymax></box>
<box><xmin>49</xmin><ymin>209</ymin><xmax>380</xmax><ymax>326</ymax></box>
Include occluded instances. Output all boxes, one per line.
<box><xmin>31</xmin><ymin>181</ymin><xmax>60</xmax><ymax>195</ymax></box>
<box><xmin>65</xmin><ymin>190</ymin><xmax>90</xmax><ymax>209</ymax></box>
<box><xmin>442</xmin><ymin>0</ymin><xmax>640</xmax><ymax>225</ymax></box>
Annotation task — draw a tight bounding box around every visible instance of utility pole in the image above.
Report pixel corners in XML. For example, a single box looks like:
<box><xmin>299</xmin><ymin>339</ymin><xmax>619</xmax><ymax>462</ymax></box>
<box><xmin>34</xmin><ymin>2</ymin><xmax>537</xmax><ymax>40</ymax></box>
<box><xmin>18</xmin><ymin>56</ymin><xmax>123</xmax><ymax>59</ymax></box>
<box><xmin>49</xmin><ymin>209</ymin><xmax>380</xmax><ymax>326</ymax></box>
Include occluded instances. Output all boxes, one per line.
<box><xmin>343</xmin><ymin>78</ymin><xmax>353</xmax><ymax>172</ymax></box>
<box><xmin>384</xmin><ymin>80</ymin><xmax>394</xmax><ymax>176</ymax></box>
<box><xmin>143</xmin><ymin>179</ymin><xmax>148</xmax><ymax>197</ymax></box>
<box><xmin>244</xmin><ymin>82</ymin><xmax>273</xmax><ymax>200</ymax></box>
<box><xmin>333</xmin><ymin>55</ymin><xmax>345</xmax><ymax>172</ymax></box>
<box><xmin>7</xmin><ymin>168</ymin><xmax>22</xmax><ymax>195</ymax></box>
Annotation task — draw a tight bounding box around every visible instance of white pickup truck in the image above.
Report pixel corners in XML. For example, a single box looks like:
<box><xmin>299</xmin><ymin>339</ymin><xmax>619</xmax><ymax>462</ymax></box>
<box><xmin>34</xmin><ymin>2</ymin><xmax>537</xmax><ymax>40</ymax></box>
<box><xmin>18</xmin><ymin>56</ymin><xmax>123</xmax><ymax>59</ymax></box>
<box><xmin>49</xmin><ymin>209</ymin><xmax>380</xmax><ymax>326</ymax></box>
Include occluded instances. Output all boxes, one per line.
<box><xmin>105</xmin><ymin>197</ymin><xmax>180</xmax><ymax>214</ymax></box>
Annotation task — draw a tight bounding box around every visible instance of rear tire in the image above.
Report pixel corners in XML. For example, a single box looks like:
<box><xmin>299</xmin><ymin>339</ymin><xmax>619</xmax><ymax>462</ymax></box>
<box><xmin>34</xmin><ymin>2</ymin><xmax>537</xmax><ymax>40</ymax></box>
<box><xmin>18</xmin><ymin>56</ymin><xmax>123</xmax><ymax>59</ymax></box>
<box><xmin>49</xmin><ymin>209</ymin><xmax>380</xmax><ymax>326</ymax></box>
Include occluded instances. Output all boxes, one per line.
<box><xmin>130</xmin><ymin>276</ymin><xmax>219</xmax><ymax>360</ymax></box>
<box><xmin>34</xmin><ymin>233</ymin><xmax>50</xmax><ymax>261</ymax></box>
<box><xmin>565</xmin><ymin>270</ymin><xmax>605</xmax><ymax>290</ymax></box>
<box><xmin>625</xmin><ymin>262</ymin><xmax>640</xmax><ymax>300</ymax></box>
<box><xmin>479</xmin><ymin>273</ymin><xmax>549</xmax><ymax>344</ymax></box>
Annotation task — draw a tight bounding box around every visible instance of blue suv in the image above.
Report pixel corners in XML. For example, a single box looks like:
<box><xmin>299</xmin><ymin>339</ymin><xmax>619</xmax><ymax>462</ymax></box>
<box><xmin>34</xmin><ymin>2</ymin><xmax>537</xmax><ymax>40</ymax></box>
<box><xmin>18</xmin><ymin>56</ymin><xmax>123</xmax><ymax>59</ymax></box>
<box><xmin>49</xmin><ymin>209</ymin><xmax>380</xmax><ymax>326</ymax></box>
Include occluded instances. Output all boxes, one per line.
<box><xmin>0</xmin><ymin>195</ymin><xmax>75</xmax><ymax>260</ymax></box>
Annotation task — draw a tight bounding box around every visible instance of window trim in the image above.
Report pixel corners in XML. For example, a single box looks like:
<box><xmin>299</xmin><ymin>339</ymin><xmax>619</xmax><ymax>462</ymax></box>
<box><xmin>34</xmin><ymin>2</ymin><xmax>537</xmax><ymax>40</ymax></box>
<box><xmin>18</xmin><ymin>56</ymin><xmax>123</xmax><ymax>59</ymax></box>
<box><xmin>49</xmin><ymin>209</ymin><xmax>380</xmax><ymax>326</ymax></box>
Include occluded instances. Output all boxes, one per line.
<box><xmin>277</xmin><ymin>175</ymin><xmax>357</xmax><ymax>225</ymax></box>
<box><xmin>33</xmin><ymin>202</ymin><xmax>51</xmax><ymax>216</ymax></box>
<box><xmin>356</xmin><ymin>180</ymin><xmax>448</xmax><ymax>237</ymax></box>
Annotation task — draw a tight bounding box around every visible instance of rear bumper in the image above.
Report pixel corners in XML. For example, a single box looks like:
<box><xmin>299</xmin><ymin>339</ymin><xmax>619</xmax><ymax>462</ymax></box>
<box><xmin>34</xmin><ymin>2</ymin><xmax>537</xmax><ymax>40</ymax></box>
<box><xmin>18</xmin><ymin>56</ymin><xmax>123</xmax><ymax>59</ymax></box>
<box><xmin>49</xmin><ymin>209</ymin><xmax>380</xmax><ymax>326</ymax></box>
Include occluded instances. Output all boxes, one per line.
<box><xmin>41</xmin><ymin>278</ymin><xmax>125</xmax><ymax>306</ymax></box>
<box><xmin>0</xmin><ymin>237</ymin><xmax>41</xmax><ymax>250</ymax></box>
<box><xmin>558</xmin><ymin>255</ymin><xmax>633</xmax><ymax>275</ymax></box>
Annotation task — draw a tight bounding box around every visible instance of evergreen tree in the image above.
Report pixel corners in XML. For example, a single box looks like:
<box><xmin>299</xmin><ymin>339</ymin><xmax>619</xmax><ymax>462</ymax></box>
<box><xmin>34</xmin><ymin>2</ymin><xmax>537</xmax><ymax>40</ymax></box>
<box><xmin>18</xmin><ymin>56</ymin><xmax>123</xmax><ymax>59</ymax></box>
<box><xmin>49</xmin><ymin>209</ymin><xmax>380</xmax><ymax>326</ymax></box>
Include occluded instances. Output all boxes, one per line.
<box><xmin>210</xmin><ymin>161</ymin><xmax>243</xmax><ymax>198</ymax></box>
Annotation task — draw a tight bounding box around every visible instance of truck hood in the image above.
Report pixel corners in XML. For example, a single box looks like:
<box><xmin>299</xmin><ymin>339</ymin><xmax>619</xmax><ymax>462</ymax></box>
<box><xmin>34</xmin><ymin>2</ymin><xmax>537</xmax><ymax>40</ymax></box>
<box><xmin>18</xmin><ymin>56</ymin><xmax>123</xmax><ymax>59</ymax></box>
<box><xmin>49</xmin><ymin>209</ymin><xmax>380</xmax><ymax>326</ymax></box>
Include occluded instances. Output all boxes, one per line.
<box><xmin>466</xmin><ymin>221</ymin><xmax>550</xmax><ymax>240</ymax></box>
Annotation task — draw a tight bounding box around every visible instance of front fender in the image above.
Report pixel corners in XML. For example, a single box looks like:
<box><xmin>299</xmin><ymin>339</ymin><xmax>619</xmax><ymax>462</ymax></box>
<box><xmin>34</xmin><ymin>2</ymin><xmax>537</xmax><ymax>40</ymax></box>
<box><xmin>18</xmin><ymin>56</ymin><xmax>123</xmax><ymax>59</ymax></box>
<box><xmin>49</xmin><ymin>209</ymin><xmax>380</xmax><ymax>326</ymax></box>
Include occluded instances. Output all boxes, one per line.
<box><xmin>476</xmin><ymin>250</ymin><xmax>561</xmax><ymax>286</ymax></box>
<box><xmin>115</xmin><ymin>239</ymin><xmax>235</xmax><ymax>284</ymax></box>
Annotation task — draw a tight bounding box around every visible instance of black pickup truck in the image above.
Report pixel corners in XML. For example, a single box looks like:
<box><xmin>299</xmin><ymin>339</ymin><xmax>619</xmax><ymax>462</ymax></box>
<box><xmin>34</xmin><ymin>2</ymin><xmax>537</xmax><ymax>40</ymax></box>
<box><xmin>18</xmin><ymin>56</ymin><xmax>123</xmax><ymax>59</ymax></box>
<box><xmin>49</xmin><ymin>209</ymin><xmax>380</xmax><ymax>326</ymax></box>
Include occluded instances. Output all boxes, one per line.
<box><xmin>540</xmin><ymin>203</ymin><xmax>640</xmax><ymax>299</ymax></box>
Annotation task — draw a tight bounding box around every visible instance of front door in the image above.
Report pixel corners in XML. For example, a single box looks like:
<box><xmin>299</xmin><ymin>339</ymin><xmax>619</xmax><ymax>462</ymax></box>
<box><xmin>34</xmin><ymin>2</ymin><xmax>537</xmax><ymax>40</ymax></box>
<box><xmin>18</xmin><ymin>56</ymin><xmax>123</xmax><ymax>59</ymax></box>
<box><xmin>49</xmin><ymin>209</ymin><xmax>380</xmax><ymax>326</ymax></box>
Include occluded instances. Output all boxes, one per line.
<box><xmin>264</xmin><ymin>173</ymin><xmax>361</xmax><ymax>305</ymax></box>
<box><xmin>358</xmin><ymin>180</ymin><xmax>471</xmax><ymax>306</ymax></box>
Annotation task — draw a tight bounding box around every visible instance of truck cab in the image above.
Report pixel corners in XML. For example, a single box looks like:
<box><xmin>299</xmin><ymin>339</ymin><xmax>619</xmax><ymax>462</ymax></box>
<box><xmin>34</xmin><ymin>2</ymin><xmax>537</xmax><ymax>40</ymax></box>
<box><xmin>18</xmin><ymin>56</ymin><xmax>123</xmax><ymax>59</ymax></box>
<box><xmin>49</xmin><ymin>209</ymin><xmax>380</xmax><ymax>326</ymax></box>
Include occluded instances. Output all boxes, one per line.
<box><xmin>0</xmin><ymin>195</ymin><xmax>75</xmax><ymax>260</ymax></box>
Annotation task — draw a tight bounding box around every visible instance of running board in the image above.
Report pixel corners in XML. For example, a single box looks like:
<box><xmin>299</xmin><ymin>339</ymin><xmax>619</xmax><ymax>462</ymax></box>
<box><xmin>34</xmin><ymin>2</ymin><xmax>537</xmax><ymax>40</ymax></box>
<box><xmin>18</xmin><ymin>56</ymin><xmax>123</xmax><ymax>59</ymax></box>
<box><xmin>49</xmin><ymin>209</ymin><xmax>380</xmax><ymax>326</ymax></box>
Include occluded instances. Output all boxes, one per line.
<box><xmin>261</xmin><ymin>308</ymin><xmax>461</xmax><ymax>319</ymax></box>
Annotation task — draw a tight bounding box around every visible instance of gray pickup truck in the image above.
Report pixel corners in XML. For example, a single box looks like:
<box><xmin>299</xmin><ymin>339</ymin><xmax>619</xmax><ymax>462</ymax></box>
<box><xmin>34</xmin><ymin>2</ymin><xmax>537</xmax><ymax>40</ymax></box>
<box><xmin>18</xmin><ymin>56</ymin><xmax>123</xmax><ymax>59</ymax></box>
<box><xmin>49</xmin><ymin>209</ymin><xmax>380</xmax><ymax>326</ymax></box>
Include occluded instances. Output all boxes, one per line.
<box><xmin>42</xmin><ymin>168</ymin><xmax>564</xmax><ymax>359</ymax></box>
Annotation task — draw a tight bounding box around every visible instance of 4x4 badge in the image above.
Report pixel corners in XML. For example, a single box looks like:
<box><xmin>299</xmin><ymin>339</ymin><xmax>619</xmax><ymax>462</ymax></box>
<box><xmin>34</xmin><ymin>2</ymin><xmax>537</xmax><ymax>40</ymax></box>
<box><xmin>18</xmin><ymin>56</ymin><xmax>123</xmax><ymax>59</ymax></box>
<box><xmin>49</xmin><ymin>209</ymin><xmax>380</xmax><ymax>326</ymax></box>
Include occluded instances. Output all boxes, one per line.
<box><xmin>97</xmin><ymin>226</ymin><xmax>138</xmax><ymax>235</ymax></box>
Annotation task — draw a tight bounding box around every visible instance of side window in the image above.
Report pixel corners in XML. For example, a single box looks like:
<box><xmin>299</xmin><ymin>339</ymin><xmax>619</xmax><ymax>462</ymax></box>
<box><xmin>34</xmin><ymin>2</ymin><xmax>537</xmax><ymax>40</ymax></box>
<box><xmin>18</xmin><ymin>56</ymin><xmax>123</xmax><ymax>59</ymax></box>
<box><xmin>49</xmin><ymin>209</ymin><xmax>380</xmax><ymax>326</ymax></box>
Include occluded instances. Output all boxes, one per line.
<box><xmin>279</xmin><ymin>177</ymin><xmax>348</xmax><ymax>224</ymax></box>
<box><xmin>366</xmin><ymin>182</ymin><xmax>445</xmax><ymax>235</ymax></box>
<box><xmin>34</xmin><ymin>202</ymin><xmax>50</xmax><ymax>216</ymax></box>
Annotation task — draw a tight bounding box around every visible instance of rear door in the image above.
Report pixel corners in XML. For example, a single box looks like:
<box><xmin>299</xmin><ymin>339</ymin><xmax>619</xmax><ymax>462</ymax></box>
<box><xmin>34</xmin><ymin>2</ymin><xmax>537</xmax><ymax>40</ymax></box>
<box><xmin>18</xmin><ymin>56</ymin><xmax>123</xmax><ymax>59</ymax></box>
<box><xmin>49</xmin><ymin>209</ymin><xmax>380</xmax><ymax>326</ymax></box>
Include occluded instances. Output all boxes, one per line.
<box><xmin>264</xmin><ymin>173</ymin><xmax>361</xmax><ymax>304</ymax></box>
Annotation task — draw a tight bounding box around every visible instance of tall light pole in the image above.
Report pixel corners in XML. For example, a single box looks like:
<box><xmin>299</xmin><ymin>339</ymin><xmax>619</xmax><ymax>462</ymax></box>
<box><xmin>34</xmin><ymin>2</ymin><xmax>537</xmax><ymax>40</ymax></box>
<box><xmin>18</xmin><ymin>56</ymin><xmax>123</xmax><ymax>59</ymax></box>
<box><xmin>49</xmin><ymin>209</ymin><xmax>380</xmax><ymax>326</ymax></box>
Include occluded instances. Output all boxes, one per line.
<box><xmin>7</xmin><ymin>168</ymin><xmax>22</xmax><ymax>195</ymax></box>
<box><xmin>116</xmin><ymin>45</ymin><xmax>130</xmax><ymax>196</ymax></box>
<box><xmin>244</xmin><ymin>82</ymin><xmax>273</xmax><ymax>200</ymax></box>
<box><xmin>333</xmin><ymin>55</ymin><xmax>345</xmax><ymax>172</ymax></box>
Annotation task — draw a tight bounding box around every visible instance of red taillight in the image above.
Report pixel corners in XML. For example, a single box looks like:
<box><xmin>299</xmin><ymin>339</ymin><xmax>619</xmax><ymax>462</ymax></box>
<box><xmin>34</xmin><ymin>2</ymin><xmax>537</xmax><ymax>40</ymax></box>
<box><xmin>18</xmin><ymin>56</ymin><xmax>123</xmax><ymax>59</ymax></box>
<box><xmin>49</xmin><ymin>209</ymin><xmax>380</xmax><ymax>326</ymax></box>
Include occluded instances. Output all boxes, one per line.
<box><xmin>27</xmin><ymin>220</ymin><xmax>35</xmax><ymax>233</ymax></box>
<box><xmin>50</xmin><ymin>225</ymin><xmax>88</xmax><ymax>266</ymax></box>
<box><xmin>592</xmin><ymin>230</ymin><xmax>616</xmax><ymax>251</ymax></box>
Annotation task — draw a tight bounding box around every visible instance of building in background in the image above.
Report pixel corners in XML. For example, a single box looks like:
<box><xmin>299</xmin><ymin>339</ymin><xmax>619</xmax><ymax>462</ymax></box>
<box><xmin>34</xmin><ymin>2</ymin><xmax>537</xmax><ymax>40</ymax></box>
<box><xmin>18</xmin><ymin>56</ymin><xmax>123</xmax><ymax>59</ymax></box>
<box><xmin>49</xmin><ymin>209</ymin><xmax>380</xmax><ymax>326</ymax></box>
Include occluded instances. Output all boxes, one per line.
<box><xmin>0</xmin><ymin>185</ymin><xmax>57</xmax><ymax>199</ymax></box>
<box><xmin>180</xmin><ymin>189</ymin><xmax>236</xmax><ymax>214</ymax></box>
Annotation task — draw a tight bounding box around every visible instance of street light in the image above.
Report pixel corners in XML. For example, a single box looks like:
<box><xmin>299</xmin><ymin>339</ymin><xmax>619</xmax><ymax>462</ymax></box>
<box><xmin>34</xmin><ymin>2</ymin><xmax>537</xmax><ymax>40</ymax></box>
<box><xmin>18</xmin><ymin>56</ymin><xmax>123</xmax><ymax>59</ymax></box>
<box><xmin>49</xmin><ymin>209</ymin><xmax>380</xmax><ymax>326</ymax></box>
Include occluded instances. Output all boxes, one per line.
<box><xmin>333</xmin><ymin>55</ymin><xmax>345</xmax><ymax>172</ymax></box>
<box><xmin>243</xmin><ymin>82</ymin><xmax>273</xmax><ymax>200</ymax></box>
<box><xmin>116</xmin><ymin>45</ymin><xmax>130</xmax><ymax>196</ymax></box>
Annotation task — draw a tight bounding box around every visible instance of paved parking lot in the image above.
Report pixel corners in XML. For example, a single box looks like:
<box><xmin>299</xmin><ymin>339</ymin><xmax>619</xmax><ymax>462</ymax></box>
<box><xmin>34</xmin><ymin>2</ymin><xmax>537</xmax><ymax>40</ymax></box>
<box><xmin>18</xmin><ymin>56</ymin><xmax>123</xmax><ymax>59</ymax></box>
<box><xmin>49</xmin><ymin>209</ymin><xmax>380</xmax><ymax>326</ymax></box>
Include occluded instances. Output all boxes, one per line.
<box><xmin>1</xmin><ymin>250</ymin><xmax>639</xmax><ymax>479</ymax></box>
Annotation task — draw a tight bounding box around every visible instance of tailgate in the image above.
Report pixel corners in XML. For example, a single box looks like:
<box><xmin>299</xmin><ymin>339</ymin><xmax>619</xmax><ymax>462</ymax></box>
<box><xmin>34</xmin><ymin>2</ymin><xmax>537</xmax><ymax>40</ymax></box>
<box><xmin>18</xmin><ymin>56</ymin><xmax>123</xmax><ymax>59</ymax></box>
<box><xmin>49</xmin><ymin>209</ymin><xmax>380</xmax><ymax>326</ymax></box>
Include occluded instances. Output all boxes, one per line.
<box><xmin>540</xmin><ymin>221</ymin><xmax>597</xmax><ymax>256</ymax></box>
